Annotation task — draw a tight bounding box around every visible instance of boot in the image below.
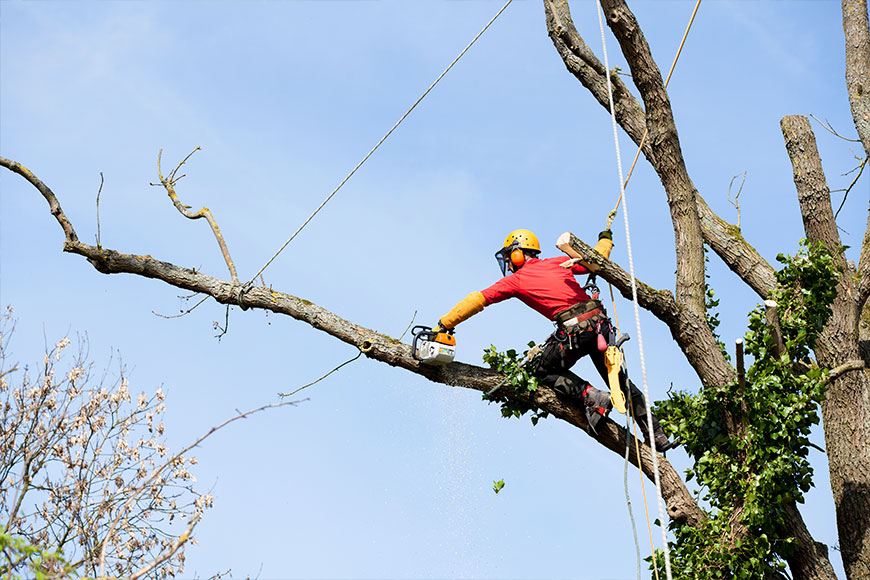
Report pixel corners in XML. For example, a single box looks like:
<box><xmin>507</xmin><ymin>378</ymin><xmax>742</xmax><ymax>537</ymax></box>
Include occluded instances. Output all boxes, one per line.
<box><xmin>581</xmin><ymin>384</ymin><xmax>612</xmax><ymax>435</ymax></box>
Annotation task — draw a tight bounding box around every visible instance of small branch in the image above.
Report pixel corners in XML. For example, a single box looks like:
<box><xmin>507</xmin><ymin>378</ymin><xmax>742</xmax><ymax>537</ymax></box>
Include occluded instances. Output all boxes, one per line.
<box><xmin>764</xmin><ymin>300</ymin><xmax>787</xmax><ymax>358</ymax></box>
<box><xmin>0</xmin><ymin>365</ymin><xmax>19</xmax><ymax>379</ymax></box>
<box><xmin>278</xmin><ymin>352</ymin><xmax>363</xmax><ymax>398</ymax></box>
<box><xmin>155</xmin><ymin>148</ymin><xmax>240</xmax><ymax>283</ymax></box>
<box><xmin>826</xmin><ymin>359</ymin><xmax>866</xmax><ymax>383</ymax></box>
<box><xmin>397</xmin><ymin>310</ymin><xmax>418</xmax><ymax>343</ymax></box>
<box><xmin>127</xmin><ymin>512</ymin><xmax>201</xmax><ymax>580</ymax></box>
<box><xmin>727</xmin><ymin>171</ymin><xmax>746</xmax><ymax>229</ymax></box>
<box><xmin>98</xmin><ymin>399</ymin><xmax>301</xmax><ymax>578</ymax></box>
<box><xmin>0</xmin><ymin>156</ymin><xmax>79</xmax><ymax>244</ymax></box>
<box><xmin>833</xmin><ymin>154</ymin><xmax>868</xmax><ymax>220</ymax></box>
<box><xmin>96</xmin><ymin>172</ymin><xmax>104</xmax><ymax>248</ymax></box>
<box><xmin>152</xmin><ymin>294</ymin><xmax>210</xmax><ymax>319</ymax></box>
<box><xmin>809</xmin><ymin>114</ymin><xmax>862</xmax><ymax>142</ymax></box>
<box><xmin>213</xmin><ymin>305</ymin><xmax>230</xmax><ymax>339</ymax></box>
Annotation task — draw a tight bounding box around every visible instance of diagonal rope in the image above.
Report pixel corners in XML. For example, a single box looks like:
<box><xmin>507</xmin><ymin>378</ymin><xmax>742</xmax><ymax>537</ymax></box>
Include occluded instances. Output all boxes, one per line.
<box><xmin>606</xmin><ymin>0</ymin><xmax>703</xmax><ymax>230</ymax></box>
<box><xmin>247</xmin><ymin>0</ymin><xmax>514</xmax><ymax>286</ymax></box>
<box><xmin>596</xmin><ymin>2</ymin><xmax>674</xmax><ymax>579</ymax></box>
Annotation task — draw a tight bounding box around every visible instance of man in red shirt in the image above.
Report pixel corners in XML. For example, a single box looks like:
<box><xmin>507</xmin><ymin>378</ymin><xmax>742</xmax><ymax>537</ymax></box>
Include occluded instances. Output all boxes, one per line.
<box><xmin>436</xmin><ymin>229</ymin><xmax>675</xmax><ymax>451</ymax></box>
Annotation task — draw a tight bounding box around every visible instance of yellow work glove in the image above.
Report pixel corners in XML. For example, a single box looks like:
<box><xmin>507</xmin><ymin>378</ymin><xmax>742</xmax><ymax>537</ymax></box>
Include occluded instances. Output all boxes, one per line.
<box><xmin>440</xmin><ymin>291</ymin><xmax>486</xmax><ymax>330</ymax></box>
<box><xmin>593</xmin><ymin>230</ymin><xmax>614</xmax><ymax>261</ymax></box>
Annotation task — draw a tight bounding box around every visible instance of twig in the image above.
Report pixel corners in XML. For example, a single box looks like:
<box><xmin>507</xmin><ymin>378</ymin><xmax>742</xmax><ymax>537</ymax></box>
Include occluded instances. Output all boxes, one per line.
<box><xmin>152</xmin><ymin>295</ymin><xmax>210</xmax><ymax>319</ymax></box>
<box><xmin>278</xmin><ymin>352</ymin><xmax>363</xmax><ymax>398</ymax></box>
<box><xmin>213</xmin><ymin>305</ymin><xmax>230</xmax><ymax>339</ymax></box>
<box><xmin>397</xmin><ymin>310</ymin><xmax>417</xmax><ymax>342</ymax></box>
<box><xmin>97</xmin><ymin>399</ymin><xmax>301</xmax><ymax>578</ymax></box>
<box><xmin>96</xmin><ymin>172</ymin><xmax>104</xmax><ymax>248</ymax></box>
<box><xmin>154</xmin><ymin>148</ymin><xmax>240</xmax><ymax>283</ymax></box>
<box><xmin>128</xmin><ymin>512</ymin><xmax>201</xmax><ymax>580</ymax></box>
<box><xmin>809</xmin><ymin>114</ymin><xmax>861</xmax><ymax>142</ymax></box>
<box><xmin>833</xmin><ymin>155</ymin><xmax>868</xmax><ymax>220</ymax></box>
<box><xmin>727</xmin><ymin>171</ymin><xmax>746</xmax><ymax>229</ymax></box>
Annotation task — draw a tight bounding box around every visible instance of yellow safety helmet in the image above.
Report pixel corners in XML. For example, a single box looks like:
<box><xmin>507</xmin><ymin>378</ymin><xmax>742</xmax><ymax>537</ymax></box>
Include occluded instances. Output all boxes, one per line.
<box><xmin>495</xmin><ymin>229</ymin><xmax>541</xmax><ymax>275</ymax></box>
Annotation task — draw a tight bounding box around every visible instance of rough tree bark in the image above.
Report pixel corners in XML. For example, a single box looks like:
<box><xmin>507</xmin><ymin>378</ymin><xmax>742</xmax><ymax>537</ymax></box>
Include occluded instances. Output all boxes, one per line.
<box><xmin>544</xmin><ymin>0</ymin><xmax>870</xmax><ymax>578</ymax></box>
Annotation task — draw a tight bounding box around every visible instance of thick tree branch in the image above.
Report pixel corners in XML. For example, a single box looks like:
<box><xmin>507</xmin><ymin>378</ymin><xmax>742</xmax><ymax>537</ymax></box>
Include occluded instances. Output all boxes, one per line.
<box><xmin>1</xmin><ymin>157</ymin><xmax>79</xmax><ymax>244</ymax></box>
<box><xmin>543</xmin><ymin>0</ymin><xmax>778</xmax><ymax>304</ymax></box>
<box><xmin>843</xmin><ymin>0</ymin><xmax>870</xmax><ymax>158</ymax></box>
<box><xmin>783</xmin><ymin>502</ymin><xmax>840</xmax><ymax>580</ymax></box>
<box><xmin>1</xmin><ymin>156</ymin><xmax>705</xmax><ymax>529</ymax></box>
<box><xmin>543</xmin><ymin>0</ymin><xmax>648</xmax><ymax>153</ymax></box>
<box><xmin>696</xmin><ymin>196</ymin><xmax>777</xmax><ymax>299</ymax></box>
<box><xmin>558</xmin><ymin>232</ymin><xmax>736</xmax><ymax>389</ymax></box>
<box><xmin>597</xmin><ymin>0</ymin><xmax>706</xmax><ymax>316</ymax></box>
<box><xmin>781</xmin><ymin>114</ymin><xmax>870</xmax><ymax>580</ymax></box>
<box><xmin>781</xmin><ymin>116</ymin><xmax>846</xmax><ymax>264</ymax></box>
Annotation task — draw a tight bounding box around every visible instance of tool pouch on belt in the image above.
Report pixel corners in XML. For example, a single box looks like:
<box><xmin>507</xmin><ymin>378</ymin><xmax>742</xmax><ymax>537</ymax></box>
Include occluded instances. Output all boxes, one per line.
<box><xmin>555</xmin><ymin>300</ymin><xmax>606</xmax><ymax>334</ymax></box>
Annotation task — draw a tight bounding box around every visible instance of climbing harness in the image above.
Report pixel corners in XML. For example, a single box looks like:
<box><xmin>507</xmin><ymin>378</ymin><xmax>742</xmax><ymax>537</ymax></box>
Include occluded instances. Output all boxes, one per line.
<box><xmin>247</xmin><ymin>0</ymin><xmax>514</xmax><ymax>287</ymax></box>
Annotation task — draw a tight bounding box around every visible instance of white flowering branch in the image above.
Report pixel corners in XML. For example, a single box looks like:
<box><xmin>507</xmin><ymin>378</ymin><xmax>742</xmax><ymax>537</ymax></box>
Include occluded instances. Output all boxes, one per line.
<box><xmin>97</xmin><ymin>399</ymin><xmax>301</xmax><ymax>579</ymax></box>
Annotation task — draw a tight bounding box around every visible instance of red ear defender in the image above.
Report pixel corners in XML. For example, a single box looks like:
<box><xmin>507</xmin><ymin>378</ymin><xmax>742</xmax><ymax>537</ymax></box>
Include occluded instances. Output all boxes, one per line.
<box><xmin>510</xmin><ymin>248</ymin><xmax>525</xmax><ymax>267</ymax></box>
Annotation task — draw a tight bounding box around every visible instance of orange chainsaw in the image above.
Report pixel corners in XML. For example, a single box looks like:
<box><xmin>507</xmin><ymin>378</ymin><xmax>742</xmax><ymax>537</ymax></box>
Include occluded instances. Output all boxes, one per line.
<box><xmin>411</xmin><ymin>325</ymin><xmax>456</xmax><ymax>365</ymax></box>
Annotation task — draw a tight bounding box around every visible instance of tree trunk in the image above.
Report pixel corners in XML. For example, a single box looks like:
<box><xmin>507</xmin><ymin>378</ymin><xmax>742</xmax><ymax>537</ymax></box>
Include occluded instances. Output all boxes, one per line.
<box><xmin>782</xmin><ymin>115</ymin><xmax>870</xmax><ymax>580</ymax></box>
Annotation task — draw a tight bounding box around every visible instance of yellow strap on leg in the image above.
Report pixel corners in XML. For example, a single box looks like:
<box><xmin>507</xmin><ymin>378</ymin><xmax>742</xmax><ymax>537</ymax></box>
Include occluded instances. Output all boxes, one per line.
<box><xmin>605</xmin><ymin>345</ymin><xmax>627</xmax><ymax>414</ymax></box>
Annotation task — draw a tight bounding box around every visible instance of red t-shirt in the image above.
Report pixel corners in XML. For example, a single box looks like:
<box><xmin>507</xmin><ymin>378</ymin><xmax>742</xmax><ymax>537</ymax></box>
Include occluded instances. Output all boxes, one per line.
<box><xmin>481</xmin><ymin>257</ymin><xmax>591</xmax><ymax>320</ymax></box>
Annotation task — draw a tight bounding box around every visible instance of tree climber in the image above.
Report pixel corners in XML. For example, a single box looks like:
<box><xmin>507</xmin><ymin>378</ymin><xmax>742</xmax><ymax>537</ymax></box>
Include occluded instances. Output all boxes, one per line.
<box><xmin>434</xmin><ymin>229</ymin><xmax>677</xmax><ymax>451</ymax></box>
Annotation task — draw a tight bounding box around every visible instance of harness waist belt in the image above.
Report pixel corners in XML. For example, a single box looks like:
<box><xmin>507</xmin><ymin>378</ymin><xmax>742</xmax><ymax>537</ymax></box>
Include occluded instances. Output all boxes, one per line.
<box><xmin>561</xmin><ymin>308</ymin><xmax>603</xmax><ymax>328</ymax></box>
<box><xmin>555</xmin><ymin>300</ymin><xmax>603</xmax><ymax>325</ymax></box>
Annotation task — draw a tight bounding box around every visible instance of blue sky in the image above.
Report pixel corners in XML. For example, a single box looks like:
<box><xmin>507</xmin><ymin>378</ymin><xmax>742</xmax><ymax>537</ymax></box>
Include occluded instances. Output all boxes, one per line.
<box><xmin>1</xmin><ymin>1</ymin><xmax>865</xmax><ymax>578</ymax></box>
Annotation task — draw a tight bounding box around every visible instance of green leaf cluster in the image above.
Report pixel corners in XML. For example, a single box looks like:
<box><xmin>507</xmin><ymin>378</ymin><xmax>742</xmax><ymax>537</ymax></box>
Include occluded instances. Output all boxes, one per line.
<box><xmin>652</xmin><ymin>240</ymin><xmax>839</xmax><ymax>579</ymax></box>
<box><xmin>0</xmin><ymin>529</ymin><xmax>73</xmax><ymax>580</ymax></box>
<box><xmin>481</xmin><ymin>342</ymin><xmax>549</xmax><ymax>426</ymax></box>
<box><xmin>493</xmin><ymin>479</ymin><xmax>506</xmax><ymax>495</ymax></box>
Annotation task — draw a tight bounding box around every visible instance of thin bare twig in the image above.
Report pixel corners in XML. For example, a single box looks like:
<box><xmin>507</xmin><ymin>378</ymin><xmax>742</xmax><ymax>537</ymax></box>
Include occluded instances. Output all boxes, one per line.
<box><xmin>278</xmin><ymin>352</ymin><xmax>363</xmax><ymax>398</ymax></box>
<box><xmin>97</xmin><ymin>399</ymin><xmax>301</xmax><ymax>578</ymax></box>
<box><xmin>127</xmin><ymin>512</ymin><xmax>201</xmax><ymax>580</ymax></box>
<box><xmin>810</xmin><ymin>114</ymin><xmax>862</xmax><ymax>142</ymax></box>
<box><xmin>96</xmin><ymin>172</ymin><xmax>104</xmax><ymax>248</ymax></box>
<box><xmin>833</xmin><ymin>155</ymin><xmax>868</xmax><ymax>220</ymax></box>
<box><xmin>152</xmin><ymin>295</ymin><xmax>210</xmax><ymax>319</ymax></box>
<box><xmin>397</xmin><ymin>310</ymin><xmax>418</xmax><ymax>343</ymax></box>
<box><xmin>213</xmin><ymin>305</ymin><xmax>230</xmax><ymax>339</ymax></box>
<box><xmin>727</xmin><ymin>171</ymin><xmax>746</xmax><ymax>229</ymax></box>
<box><xmin>155</xmin><ymin>148</ymin><xmax>240</xmax><ymax>283</ymax></box>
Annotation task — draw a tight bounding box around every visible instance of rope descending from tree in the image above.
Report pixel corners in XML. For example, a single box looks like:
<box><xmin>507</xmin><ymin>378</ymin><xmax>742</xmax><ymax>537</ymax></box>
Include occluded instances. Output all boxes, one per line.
<box><xmin>595</xmin><ymin>1</ymin><xmax>675</xmax><ymax>578</ymax></box>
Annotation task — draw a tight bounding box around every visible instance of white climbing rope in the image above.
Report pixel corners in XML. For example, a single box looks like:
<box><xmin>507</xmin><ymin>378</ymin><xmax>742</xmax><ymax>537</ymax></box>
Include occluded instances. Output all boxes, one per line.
<box><xmin>595</xmin><ymin>2</ymin><xmax>674</xmax><ymax>579</ymax></box>
<box><xmin>248</xmin><ymin>0</ymin><xmax>514</xmax><ymax>286</ymax></box>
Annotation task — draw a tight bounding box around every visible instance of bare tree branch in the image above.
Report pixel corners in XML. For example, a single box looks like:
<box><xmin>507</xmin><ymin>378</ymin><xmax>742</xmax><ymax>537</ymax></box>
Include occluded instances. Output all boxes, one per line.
<box><xmin>843</xmin><ymin>0</ymin><xmax>870</xmax><ymax>157</ymax></box>
<box><xmin>543</xmin><ymin>0</ymin><xmax>778</xmax><ymax>303</ymax></box>
<box><xmin>0</xmin><ymin>156</ymin><xmax>705</xmax><ymax>529</ymax></box>
<box><xmin>155</xmin><ymin>148</ymin><xmax>240</xmax><ymax>283</ymax></box>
